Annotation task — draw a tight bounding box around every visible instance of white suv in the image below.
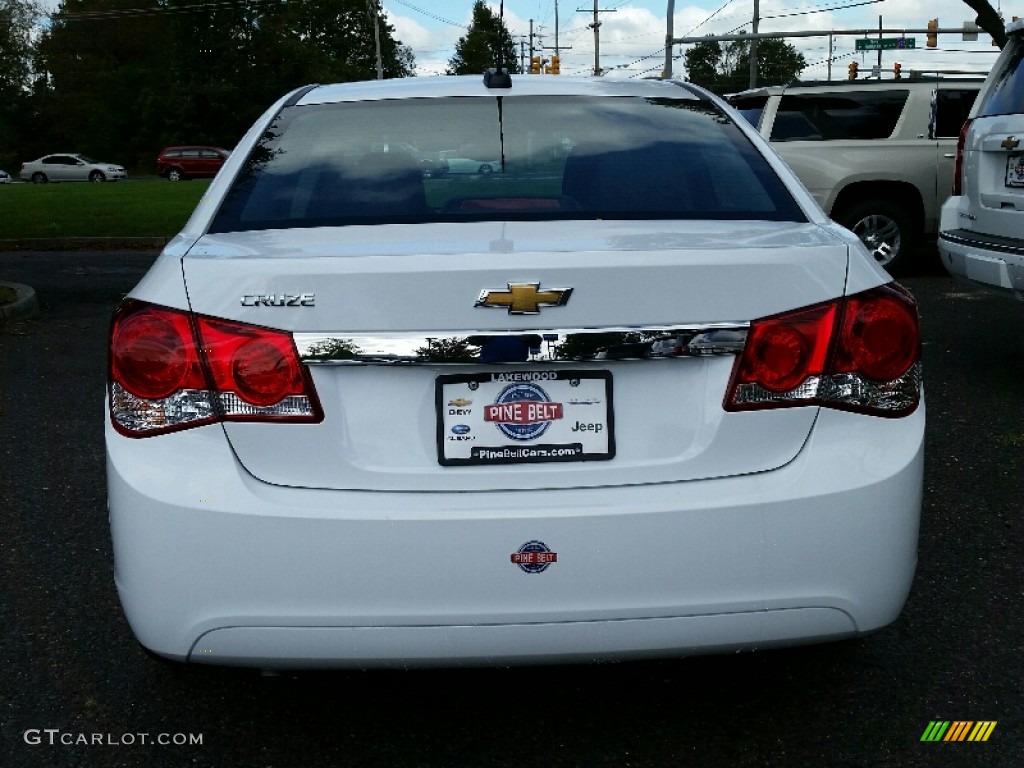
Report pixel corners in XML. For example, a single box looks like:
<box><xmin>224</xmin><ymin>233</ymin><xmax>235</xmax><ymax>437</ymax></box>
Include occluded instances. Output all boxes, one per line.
<box><xmin>939</xmin><ymin>18</ymin><xmax>1024</xmax><ymax>298</ymax></box>
<box><xmin>731</xmin><ymin>78</ymin><xmax>981</xmax><ymax>273</ymax></box>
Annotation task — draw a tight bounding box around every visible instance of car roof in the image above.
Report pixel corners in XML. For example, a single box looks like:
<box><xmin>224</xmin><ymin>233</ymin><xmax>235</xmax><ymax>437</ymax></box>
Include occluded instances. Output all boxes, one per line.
<box><xmin>297</xmin><ymin>75</ymin><xmax>703</xmax><ymax>106</ymax></box>
<box><xmin>729</xmin><ymin>77</ymin><xmax>985</xmax><ymax>99</ymax></box>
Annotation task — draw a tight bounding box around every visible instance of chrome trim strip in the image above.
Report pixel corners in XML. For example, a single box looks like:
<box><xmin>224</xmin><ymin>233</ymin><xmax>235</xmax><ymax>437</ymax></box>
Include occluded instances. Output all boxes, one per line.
<box><xmin>296</xmin><ymin>324</ymin><xmax>749</xmax><ymax>366</ymax></box>
<box><xmin>940</xmin><ymin>228</ymin><xmax>1024</xmax><ymax>257</ymax></box>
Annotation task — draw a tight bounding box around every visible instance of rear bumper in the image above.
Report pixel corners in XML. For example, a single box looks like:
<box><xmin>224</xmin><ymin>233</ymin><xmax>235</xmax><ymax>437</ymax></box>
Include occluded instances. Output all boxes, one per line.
<box><xmin>107</xmin><ymin>403</ymin><xmax>924</xmax><ymax>668</ymax></box>
<box><xmin>939</xmin><ymin>224</ymin><xmax>1024</xmax><ymax>300</ymax></box>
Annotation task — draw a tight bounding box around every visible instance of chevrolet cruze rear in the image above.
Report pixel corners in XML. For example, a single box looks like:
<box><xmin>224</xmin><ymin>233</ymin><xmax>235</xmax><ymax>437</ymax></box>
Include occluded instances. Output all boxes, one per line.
<box><xmin>107</xmin><ymin>76</ymin><xmax>924</xmax><ymax>668</ymax></box>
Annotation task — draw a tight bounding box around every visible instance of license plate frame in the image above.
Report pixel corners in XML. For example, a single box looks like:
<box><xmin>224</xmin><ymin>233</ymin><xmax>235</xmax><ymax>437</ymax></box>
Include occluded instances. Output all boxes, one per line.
<box><xmin>1005</xmin><ymin>153</ymin><xmax>1024</xmax><ymax>188</ymax></box>
<box><xmin>436</xmin><ymin>369</ymin><xmax>614</xmax><ymax>466</ymax></box>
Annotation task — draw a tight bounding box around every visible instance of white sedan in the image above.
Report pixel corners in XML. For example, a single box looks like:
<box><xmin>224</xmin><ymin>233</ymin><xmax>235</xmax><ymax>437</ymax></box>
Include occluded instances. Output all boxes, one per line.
<box><xmin>20</xmin><ymin>153</ymin><xmax>126</xmax><ymax>183</ymax></box>
<box><xmin>106</xmin><ymin>75</ymin><xmax>924</xmax><ymax>669</ymax></box>
<box><xmin>0</xmin><ymin>169</ymin><xmax>11</xmax><ymax>184</ymax></box>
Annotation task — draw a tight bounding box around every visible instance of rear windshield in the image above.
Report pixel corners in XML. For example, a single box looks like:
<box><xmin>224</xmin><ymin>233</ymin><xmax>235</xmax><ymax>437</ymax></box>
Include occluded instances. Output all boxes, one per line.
<box><xmin>976</xmin><ymin>41</ymin><xmax>1024</xmax><ymax>117</ymax></box>
<box><xmin>209</xmin><ymin>95</ymin><xmax>804</xmax><ymax>233</ymax></box>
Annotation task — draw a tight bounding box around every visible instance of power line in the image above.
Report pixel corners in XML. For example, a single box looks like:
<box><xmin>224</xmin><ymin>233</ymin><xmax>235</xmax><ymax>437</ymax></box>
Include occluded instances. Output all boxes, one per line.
<box><xmin>388</xmin><ymin>0</ymin><xmax>467</xmax><ymax>29</ymax></box>
<box><xmin>683</xmin><ymin>0</ymin><xmax>739</xmax><ymax>38</ymax></box>
<box><xmin>762</xmin><ymin>0</ymin><xmax>884</xmax><ymax>22</ymax></box>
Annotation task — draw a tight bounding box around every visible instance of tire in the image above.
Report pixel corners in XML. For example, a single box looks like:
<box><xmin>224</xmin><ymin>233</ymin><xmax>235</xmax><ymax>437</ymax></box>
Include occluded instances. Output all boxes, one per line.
<box><xmin>167</xmin><ymin>168</ymin><xmax>183</xmax><ymax>182</ymax></box>
<box><xmin>835</xmin><ymin>198</ymin><xmax>916</xmax><ymax>273</ymax></box>
<box><xmin>478</xmin><ymin>164</ymin><xmax>493</xmax><ymax>175</ymax></box>
<box><xmin>31</xmin><ymin>172</ymin><xmax>47</xmax><ymax>184</ymax></box>
<box><xmin>89</xmin><ymin>170</ymin><xmax>106</xmax><ymax>183</ymax></box>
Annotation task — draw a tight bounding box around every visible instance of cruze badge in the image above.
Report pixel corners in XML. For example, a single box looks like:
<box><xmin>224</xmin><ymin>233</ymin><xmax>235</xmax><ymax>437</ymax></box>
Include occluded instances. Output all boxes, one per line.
<box><xmin>240</xmin><ymin>293</ymin><xmax>315</xmax><ymax>307</ymax></box>
<box><xmin>475</xmin><ymin>283</ymin><xmax>572</xmax><ymax>315</ymax></box>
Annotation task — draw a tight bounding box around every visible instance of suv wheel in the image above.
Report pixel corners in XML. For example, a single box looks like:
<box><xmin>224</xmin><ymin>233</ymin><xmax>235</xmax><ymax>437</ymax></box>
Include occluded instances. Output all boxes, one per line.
<box><xmin>167</xmin><ymin>168</ymin><xmax>183</xmax><ymax>182</ymax></box>
<box><xmin>836</xmin><ymin>198</ymin><xmax>915</xmax><ymax>273</ymax></box>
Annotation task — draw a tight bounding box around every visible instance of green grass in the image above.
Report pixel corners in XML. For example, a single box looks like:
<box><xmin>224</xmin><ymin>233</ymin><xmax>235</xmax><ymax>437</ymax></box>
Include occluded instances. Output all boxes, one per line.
<box><xmin>0</xmin><ymin>179</ymin><xmax>211</xmax><ymax>239</ymax></box>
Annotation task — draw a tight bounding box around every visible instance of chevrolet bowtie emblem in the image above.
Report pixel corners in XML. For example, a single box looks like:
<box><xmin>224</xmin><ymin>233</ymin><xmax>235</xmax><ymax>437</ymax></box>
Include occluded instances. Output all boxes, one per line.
<box><xmin>475</xmin><ymin>283</ymin><xmax>573</xmax><ymax>315</ymax></box>
<box><xmin>1001</xmin><ymin>136</ymin><xmax>1020</xmax><ymax>150</ymax></box>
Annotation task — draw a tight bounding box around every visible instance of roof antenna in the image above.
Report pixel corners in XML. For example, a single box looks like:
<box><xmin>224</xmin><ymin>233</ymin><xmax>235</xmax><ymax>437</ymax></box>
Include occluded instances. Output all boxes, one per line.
<box><xmin>484</xmin><ymin>0</ymin><xmax>512</xmax><ymax>88</ymax></box>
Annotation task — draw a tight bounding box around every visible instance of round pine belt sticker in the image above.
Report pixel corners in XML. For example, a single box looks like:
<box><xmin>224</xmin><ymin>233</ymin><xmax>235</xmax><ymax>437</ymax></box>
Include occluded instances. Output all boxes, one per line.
<box><xmin>511</xmin><ymin>540</ymin><xmax>558</xmax><ymax>573</ymax></box>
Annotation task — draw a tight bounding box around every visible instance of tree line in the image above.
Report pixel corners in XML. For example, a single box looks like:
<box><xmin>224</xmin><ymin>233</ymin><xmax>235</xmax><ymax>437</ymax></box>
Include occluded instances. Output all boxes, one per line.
<box><xmin>0</xmin><ymin>0</ymin><xmax>416</xmax><ymax>172</ymax></box>
<box><xmin>0</xmin><ymin>0</ymin><xmax>525</xmax><ymax>173</ymax></box>
<box><xmin>1</xmin><ymin>0</ymin><xmax>1005</xmax><ymax>173</ymax></box>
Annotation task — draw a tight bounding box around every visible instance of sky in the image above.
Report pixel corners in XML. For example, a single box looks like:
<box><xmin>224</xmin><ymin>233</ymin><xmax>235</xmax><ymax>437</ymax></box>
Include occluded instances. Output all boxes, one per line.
<box><xmin>384</xmin><ymin>0</ymin><xmax>1009</xmax><ymax>80</ymax></box>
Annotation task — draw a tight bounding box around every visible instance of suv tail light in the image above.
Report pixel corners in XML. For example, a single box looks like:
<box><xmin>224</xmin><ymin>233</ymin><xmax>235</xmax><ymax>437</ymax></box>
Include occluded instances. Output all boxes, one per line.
<box><xmin>726</xmin><ymin>284</ymin><xmax>920</xmax><ymax>417</ymax></box>
<box><xmin>109</xmin><ymin>300</ymin><xmax>322</xmax><ymax>437</ymax></box>
<box><xmin>952</xmin><ymin>119</ymin><xmax>972</xmax><ymax>196</ymax></box>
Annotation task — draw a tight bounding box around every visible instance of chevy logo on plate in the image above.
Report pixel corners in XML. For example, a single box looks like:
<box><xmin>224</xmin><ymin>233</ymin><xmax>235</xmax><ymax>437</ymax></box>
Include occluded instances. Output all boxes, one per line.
<box><xmin>475</xmin><ymin>283</ymin><xmax>573</xmax><ymax>315</ymax></box>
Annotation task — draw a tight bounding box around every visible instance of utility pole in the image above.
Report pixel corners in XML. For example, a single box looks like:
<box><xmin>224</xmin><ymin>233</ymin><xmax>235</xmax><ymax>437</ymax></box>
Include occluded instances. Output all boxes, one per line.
<box><xmin>664</xmin><ymin>0</ymin><xmax>675</xmax><ymax>78</ymax></box>
<box><xmin>368</xmin><ymin>0</ymin><xmax>383</xmax><ymax>79</ymax></box>
<box><xmin>579</xmin><ymin>1</ymin><xmax>615</xmax><ymax>76</ymax></box>
<box><xmin>555</xmin><ymin>1</ymin><xmax>559</xmax><ymax>56</ymax></box>
<box><xmin>877</xmin><ymin>15</ymin><xmax>883</xmax><ymax>71</ymax></box>
<box><xmin>748</xmin><ymin>0</ymin><xmax>759</xmax><ymax>88</ymax></box>
<box><xmin>827</xmin><ymin>33</ymin><xmax>833</xmax><ymax>81</ymax></box>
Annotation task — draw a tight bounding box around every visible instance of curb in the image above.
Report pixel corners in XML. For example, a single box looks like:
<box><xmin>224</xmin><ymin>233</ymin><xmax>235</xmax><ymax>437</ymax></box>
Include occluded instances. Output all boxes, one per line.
<box><xmin>0</xmin><ymin>281</ymin><xmax>39</xmax><ymax>326</ymax></box>
<box><xmin>0</xmin><ymin>239</ymin><xmax>166</xmax><ymax>327</ymax></box>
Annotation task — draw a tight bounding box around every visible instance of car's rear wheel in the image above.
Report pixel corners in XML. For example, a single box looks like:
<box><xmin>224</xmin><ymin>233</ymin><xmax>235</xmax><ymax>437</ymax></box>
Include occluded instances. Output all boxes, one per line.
<box><xmin>836</xmin><ymin>198</ymin><xmax>915</xmax><ymax>273</ymax></box>
<box><xmin>31</xmin><ymin>172</ymin><xmax>47</xmax><ymax>184</ymax></box>
<box><xmin>167</xmin><ymin>168</ymin><xmax>183</xmax><ymax>182</ymax></box>
<box><xmin>89</xmin><ymin>170</ymin><xmax>106</xmax><ymax>183</ymax></box>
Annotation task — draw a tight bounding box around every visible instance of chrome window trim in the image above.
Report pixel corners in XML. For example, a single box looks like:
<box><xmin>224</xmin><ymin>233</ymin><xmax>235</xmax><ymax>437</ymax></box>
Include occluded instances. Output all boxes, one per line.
<box><xmin>296</xmin><ymin>324</ymin><xmax>750</xmax><ymax>366</ymax></box>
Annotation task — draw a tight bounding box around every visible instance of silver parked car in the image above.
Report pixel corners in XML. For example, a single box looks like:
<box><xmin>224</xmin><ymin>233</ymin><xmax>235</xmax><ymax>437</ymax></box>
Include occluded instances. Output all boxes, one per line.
<box><xmin>20</xmin><ymin>153</ymin><xmax>126</xmax><ymax>183</ymax></box>
<box><xmin>939</xmin><ymin>18</ymin><xmax>1024</xmax><ymax>298</ymax></box>
<box><xmin>0</xmin><ymin>169</ymin><xmax>11</xmax><ymax>184</ymax></box>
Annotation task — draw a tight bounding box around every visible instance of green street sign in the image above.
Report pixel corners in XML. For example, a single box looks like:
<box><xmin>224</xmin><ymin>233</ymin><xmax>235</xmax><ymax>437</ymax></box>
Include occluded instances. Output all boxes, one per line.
<box><xmin>856</xmin><ymin>37</ymin><xmax>916</xmax><ymax>51</ymax></box>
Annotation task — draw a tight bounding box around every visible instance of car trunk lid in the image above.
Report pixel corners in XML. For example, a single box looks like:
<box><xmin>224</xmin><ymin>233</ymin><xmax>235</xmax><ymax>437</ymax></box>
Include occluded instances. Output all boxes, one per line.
<box><xmin>181</xmin><ymin>220</ymin><xmax>849</xmax><ymax>492</ymax></box>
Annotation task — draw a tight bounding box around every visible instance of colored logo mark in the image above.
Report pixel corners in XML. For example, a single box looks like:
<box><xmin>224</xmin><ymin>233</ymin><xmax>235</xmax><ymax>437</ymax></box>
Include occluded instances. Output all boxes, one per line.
<box><xmin>475</xmin><ymin>283</ymin><xmax>573</xmax><ymax>315</ymax></box>
<box><xmin>486</xmin><ymin>383</ymin><xmax>562</xmax><ymax>441</ymax></box>
<box><xmin>920</xmin><ymin>721</ymin><xmax>997</xmax><ymax>742</ymax></box>
<box><xmin>511</xmin><ymin>541</ymin><xmax>558</xmax><ymax>574</ymax></box>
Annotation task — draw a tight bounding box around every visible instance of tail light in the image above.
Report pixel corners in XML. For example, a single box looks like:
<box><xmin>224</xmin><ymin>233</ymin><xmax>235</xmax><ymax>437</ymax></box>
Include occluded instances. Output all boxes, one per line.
<box><xmin>109</xmin><ymin>300</ymin><xmax>322</xmax><ymax>437</ymax></box>
<box><xmin>726</xmin><ymin>284</ymin><xmax>920</xmax><ymax>417</ymax></box>
<box><xmin>952</xmin><ymin>119</ymin><xmax>972</xmax><ymax>196</ymax></box>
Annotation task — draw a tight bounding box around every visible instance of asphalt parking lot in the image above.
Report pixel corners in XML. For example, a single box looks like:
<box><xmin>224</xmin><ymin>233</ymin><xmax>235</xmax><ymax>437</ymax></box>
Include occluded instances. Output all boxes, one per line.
<box><xmin>0</xmin><ymin>248</ymin><xmax>1021</xmax><ymax>768</ymax></box>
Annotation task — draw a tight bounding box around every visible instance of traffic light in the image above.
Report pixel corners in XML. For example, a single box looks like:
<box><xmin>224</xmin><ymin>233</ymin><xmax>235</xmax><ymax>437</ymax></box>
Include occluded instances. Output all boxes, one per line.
<box><xmin>893</xmin><ymin>62</ymin><xmax>902</xmax><ymax>79</ymax></box>
<box><xmin>530</xmin><ymin>55</ymin><xmax>541</xmax><ymax>74</ymax></box>
<box><xmin>848</xmin><ymin>61</ymin><xmax>859</xmax><ymax>80</ymax></box>
<box><xmin>927</xmin><ymin>18</ymin><xmax>938</xmax><ymax>48</ymax></box>
<box><xmin>550</xmin><ymin>55</ymin><xmax>560</xmax><ymax>75</ymax></box>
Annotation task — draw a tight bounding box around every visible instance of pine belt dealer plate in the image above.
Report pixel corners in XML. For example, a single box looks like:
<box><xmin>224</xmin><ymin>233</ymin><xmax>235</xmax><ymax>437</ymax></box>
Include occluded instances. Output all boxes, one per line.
<box><xmin>436</xmin><ymin>370</ymin><xmax>615</xmax><ymax>466</ymax></box>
